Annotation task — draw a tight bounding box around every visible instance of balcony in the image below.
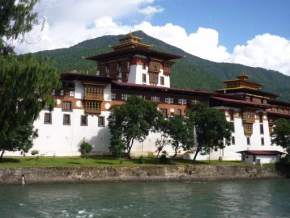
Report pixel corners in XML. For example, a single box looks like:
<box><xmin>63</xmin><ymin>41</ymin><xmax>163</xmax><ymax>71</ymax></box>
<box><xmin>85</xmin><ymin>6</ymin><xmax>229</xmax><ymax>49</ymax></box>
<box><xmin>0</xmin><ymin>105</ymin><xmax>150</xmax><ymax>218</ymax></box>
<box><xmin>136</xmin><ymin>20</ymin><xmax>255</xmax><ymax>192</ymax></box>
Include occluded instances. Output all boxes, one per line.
<box><xmin>83</xmin><ymin>100</ymin><xmax>101</xmax><ymax>114</ymax></box>
<box><xmin>84</xmin><ymin>93</ymin><xmax>103</xmax><ymax>101</ymax></box>
<box><xmin>242</xmin><ymin>112</ymin><xmax>255</xmax><ymax>123</ymax></box>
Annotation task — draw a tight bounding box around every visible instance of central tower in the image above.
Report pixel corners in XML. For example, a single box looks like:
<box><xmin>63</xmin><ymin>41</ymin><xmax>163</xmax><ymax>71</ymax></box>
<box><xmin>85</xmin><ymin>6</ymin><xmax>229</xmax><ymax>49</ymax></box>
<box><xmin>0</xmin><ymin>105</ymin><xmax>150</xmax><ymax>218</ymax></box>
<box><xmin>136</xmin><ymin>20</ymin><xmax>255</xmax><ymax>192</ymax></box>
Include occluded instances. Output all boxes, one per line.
<box><xmin>86</xmin><ymin>32</ymin><xmax>181</xmax><ymax>88</ymax></box>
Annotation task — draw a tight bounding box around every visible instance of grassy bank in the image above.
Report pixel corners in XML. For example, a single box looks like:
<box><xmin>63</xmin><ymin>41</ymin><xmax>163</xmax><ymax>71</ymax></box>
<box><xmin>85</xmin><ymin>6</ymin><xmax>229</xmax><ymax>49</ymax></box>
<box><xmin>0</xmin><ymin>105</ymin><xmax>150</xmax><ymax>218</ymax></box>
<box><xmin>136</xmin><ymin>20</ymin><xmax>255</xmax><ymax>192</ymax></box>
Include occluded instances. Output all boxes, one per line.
<box><xmin>0</xmin><ymin>156</ymin><xmax>248</xmax><ymax>168</ymax></box>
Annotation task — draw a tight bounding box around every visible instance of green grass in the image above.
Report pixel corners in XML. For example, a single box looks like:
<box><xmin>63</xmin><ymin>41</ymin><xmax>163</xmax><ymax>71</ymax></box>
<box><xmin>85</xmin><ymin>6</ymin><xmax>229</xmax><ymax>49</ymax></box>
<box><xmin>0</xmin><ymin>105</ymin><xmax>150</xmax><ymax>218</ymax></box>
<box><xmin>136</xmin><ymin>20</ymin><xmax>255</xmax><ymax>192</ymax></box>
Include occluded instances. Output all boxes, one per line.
<box><xmin>0</xmin><ymin>156</ymin><xmax>248</xmax><ymax>169</ymax></box>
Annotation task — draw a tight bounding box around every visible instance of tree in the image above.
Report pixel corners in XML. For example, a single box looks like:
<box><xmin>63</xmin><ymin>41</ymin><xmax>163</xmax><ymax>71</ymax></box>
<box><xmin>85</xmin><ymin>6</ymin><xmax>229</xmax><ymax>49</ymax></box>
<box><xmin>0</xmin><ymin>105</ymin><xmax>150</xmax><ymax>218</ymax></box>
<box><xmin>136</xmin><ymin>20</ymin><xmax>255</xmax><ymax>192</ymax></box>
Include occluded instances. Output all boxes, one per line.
<box><xmin>79</xmin><ymin>141</ymin><xmax>93</xmax><ymax>158</ymax></box>
<box><xmin>272</xmin><ymin>118</ymin><xmax>290</xmax><ymax>150</ymax></box>
<box><xmin>108</xmin><ymin>96</ymin><xmax>161</xmax><ymax>158</ymax></box>
<box><xmin>0</xmin><ymin>0</ymin><xmax>38</xmax><ymax>55</ymax></box>
<box><xmin>190</xmin><ymin>104</ymin><xmax>233</xmax><ymax>161</ymax></box>
<box><xmin>0</xmin><ymin>56</ymin><xmax>59</xmax><ymax>159</ymax></box>
<box><xmin>164</xmin><ymin>115</ymin><xmax>195</xmax><ymax>158</ymax></box>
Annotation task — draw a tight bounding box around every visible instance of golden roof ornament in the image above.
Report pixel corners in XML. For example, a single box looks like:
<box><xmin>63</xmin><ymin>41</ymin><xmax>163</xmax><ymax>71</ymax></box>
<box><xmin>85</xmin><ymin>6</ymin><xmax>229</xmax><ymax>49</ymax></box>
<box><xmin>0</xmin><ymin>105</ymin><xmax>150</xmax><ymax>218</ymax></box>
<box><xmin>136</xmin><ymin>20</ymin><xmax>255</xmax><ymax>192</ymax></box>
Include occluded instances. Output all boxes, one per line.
<box><xmin>112</xmin><ymin>32</ymin><xmax>151</xmax><ymax>51</ymax></box>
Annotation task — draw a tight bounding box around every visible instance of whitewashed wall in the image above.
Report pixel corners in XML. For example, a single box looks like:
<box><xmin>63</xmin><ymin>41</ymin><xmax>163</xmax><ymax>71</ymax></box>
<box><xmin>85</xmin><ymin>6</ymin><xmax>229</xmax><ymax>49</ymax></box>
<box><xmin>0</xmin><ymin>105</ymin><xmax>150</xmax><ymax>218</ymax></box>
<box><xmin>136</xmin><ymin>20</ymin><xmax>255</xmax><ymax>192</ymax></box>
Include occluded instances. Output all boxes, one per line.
<box><xmin>128</xmin><ymin>64</ymin><xmax>170</xmax><ymax>88</ymax></box>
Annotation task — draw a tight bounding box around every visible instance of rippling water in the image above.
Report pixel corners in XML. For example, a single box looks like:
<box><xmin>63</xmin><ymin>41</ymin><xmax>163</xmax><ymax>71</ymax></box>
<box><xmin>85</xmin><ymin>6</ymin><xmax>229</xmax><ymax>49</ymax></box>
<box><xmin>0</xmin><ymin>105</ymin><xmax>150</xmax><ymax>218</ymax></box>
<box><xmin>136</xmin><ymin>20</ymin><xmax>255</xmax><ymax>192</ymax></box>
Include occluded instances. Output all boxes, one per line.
<box><xmin>0</xmin><ymin>179</ymin><xmax>290</xmax><ymax>218</ymax></box>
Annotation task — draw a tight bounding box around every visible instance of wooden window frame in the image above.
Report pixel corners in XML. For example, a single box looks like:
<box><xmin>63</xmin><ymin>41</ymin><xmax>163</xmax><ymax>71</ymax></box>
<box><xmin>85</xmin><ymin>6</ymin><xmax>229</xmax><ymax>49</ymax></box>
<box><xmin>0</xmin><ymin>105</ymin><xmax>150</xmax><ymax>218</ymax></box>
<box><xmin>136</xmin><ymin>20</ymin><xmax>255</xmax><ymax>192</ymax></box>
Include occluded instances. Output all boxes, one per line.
<box><xmin>63</xmin><ymin>114</ymin><xmax>71</xmax><ymax>125</ymax></box>
<box><xmin>142</xmin><ymin>73</ymin><xmax>147</xmax><ymax>83</ymax></box>
<box><xmin>260</xmin><ymin>124</ymin><xmax>264</xmax><ymax>135</ymax></box>
<box><xmin>247</xmin><ymin>137</ymin><xmax>251</xmax><ymax>145</ymax></box>
<box><xmin>44</xmin><ymin>113</ymin><xmax>52</xmax><ymax>124</ymax></box>
<box><xmin>62</xmin><ymin>101</ymin><xmax>72</xmax><ymax>111</ymax></box>
<box><xmin>80</xmin><ymin>115</ymin><xmax>88</xmax><ymax>126</ymax></box>
<box><xmin>160</xmin><ymin>76</ymin><xmax>165</xmax><ymax>85</ymax></box>
<box><xmin>98</xmin><ymin>116</ymin><xmax>105</xmax><ymax>127</ymax></box>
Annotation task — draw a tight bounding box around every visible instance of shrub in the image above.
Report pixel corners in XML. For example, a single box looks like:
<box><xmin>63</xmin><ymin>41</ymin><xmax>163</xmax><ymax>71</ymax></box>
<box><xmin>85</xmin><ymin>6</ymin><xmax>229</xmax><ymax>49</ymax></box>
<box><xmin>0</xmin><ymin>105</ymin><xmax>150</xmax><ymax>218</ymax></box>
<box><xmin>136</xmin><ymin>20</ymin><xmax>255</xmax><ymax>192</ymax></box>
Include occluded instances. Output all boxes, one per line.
<box><xmin>79</xmin><ymin>141</ymin><xmax>93</xmax><ymax>158</ymax></box>
<box><xmin>159</xmin><ymin>151</ymin><xmax>169</xmax><ymax>164</ymax></box>
<box><xmin>31</xmin><ymin>150</ymin><xmax>39</xmax><ymax>156</ymax></box>
<box><xmin>138</xmin><ymin>155</ymin><xmax>145</xmax><ymax>164</ymax></box>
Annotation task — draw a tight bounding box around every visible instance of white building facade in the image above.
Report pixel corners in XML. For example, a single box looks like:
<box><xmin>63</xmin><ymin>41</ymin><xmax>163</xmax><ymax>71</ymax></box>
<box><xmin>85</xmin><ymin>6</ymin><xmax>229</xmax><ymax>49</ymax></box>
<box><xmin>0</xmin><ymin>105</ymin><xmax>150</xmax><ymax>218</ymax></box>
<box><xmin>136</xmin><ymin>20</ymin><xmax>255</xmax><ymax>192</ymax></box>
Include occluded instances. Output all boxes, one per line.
<box><xmin>7</xmin><ymin>33</ymin><xmax>289</xmax><ymax>162</ymax></box>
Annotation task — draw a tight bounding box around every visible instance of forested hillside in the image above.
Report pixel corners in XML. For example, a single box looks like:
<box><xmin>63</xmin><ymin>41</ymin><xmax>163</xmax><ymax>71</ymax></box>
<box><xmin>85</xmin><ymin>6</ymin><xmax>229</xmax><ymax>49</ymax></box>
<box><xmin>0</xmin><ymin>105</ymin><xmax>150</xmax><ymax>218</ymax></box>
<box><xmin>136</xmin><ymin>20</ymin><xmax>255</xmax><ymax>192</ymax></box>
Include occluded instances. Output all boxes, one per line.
<box><xmin>32</xmin><ymin>31</ymin><xmax>290</xmax><ymax>101</ymax></box>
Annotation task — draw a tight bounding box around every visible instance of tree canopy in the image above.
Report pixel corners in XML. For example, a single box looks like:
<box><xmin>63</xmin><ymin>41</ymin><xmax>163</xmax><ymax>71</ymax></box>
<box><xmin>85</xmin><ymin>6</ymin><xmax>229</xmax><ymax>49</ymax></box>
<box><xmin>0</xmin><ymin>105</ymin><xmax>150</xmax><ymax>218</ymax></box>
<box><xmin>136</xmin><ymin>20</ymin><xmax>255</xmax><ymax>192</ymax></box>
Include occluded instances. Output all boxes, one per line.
<box><xmin>189</xmin><ymin>104</ymin><xmax>233</xmax><ymax>161</ymax></box>
<box><xmin>108</xmin><ymin>96</ymin><xmax>161</xmax><ymax>158</ymax></box>
<box><xmin>272</xmin><ymin>118</ymin><xmax>290</xmax><ymax>150</ymax></box>
<box><xmin>0</xmin><ymin>56</ymin><xmax>59</xmax><ymax>158</ymax></box>
<box><xmin>161</xmin><ymin>115</ymin><xmax>195</xmax><ymax>158</ymax></box>
<box><xmin>0</xmin><ymin>0</ymin><xmax>38</xmax><ymax>55</ymax></box>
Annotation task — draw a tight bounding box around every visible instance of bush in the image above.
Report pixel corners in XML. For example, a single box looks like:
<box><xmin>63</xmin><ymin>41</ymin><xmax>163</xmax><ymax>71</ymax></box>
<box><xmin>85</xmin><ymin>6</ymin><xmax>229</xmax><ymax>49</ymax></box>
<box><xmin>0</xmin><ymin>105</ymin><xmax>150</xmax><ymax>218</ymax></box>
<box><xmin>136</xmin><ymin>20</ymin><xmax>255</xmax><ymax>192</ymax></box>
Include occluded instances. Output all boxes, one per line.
<box><xmin>79</xmin><ymin>141</ymin><xmax>93</xmax><ymax>158</ymax></box>
<box><xmin>159</xmin><ymin>151</ymin><xmax>169</xmax><ymax>164</ymax></box>
<box><xmin>31</xmin><ymin>150</ymin><xmax>39</xmax><ymax>156</ymax></box>
<box><xmin>138</xmin><ymin>155</ymin><xmax>145</xmax><ymax>164</ymax></box>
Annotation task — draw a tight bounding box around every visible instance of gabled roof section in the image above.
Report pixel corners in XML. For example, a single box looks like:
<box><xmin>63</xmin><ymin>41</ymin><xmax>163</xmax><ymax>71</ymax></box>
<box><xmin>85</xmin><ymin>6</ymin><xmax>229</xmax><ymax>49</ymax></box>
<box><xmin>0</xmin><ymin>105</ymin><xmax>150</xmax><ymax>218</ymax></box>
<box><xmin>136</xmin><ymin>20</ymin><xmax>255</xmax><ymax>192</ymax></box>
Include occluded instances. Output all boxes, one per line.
<box><xmin>111</xmin><ymin>81</ymin><xmax>212</xmax><ymax>96</ymax></box>
<box><xmin>86</xmin><ymin>33</ymin><xmax>182</xmax><ymax>62</ymax></box>
<box><xmin>223</xmin><ymin>73</ymin><xmax>263</xmax><ymax>90</ymax></box>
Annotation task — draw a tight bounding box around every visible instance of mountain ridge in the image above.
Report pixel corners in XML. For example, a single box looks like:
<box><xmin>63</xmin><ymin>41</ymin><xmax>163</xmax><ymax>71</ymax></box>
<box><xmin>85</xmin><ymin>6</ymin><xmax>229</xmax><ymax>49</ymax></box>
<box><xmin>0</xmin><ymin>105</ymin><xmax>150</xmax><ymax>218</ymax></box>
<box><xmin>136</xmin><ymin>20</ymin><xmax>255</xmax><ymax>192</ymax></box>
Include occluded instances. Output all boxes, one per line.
<box><xmin>32</xmin><ymin>30</ymin><xmax>290</xmax><ymax>101</ymax></box>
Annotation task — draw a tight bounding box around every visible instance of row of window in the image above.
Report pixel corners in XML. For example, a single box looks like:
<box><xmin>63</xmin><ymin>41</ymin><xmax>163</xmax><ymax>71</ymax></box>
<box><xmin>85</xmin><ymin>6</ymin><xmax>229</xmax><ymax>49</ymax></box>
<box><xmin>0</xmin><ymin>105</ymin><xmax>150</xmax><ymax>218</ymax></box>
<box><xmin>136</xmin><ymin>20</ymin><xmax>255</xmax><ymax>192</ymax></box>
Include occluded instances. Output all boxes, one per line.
<box><xmin>44</xmin><ymin>113</ymin><xmax>105</xmax><ymax>127</ymax></box>
<box><xmin>160</xmin><ymin>108</ymin><xmax>183</xmax><ymax>117</ymax></box>
<box><xmin>111</xmin><ymin>93</ymin><xmax>196</xmax><ymax>105</ymax></box>
<box><xmin>229</xmin><ymin>112</ymin><xmax>264</xmax><ymax>123</ymax></box>
<box><xmin>230</xmin><ymin>122</ymin><xmax>264</xmax><ymax>135</ymax></box>
<box><xmin>231</xmin><ymin>136</ymin><xmax>266</xmax><ymax>146</ymax></box>
<box><xmin>142</xmin><ymin>73</ymin><xmax>165</xmax><ymax>85</ymax></box>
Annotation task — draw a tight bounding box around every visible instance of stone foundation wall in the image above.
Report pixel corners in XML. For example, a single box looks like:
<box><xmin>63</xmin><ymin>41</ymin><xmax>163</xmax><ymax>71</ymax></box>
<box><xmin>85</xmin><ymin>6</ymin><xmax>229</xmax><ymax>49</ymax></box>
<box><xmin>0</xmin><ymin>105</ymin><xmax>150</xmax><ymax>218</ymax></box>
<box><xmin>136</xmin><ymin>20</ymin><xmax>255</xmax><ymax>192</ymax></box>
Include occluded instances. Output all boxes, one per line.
<box><xmin>0</xmin><ymin>165</ymin><xmax>286</xmax><ymax>185</ymax></box>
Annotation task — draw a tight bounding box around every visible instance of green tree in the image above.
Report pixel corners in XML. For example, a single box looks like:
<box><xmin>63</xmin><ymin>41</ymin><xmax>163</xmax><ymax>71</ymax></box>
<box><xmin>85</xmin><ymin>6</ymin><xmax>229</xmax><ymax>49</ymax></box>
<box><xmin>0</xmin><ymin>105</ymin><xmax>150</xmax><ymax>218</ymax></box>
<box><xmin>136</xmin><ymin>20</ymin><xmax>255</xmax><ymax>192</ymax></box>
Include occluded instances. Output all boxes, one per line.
<box><xmin>108</xmin><ymin>96</ymin><xmax>161</xmax><ymax>158</ymax></box>
<box><xmin>190</xmin><ymin>104</ymin><xmax>233</xmax><ymax>161</ymax></box>
<box><xmin>79</xmin><ymin>141</ymin><xmax>93</xmax><ymax>158</ymax></box>
<box><xmin>0</xmin><ymin>0</ymin><xmax>38</xmax><ymax>55</ymax></box>
<box><xmin>0</xmin><ymin>56</ymin><xmax>59</xmax><ymax>159</ymax></box>
<box><xmin>0</xmin><ymin>0</ymin><xmax>59</xmax><ymax>159</ymax></box>
<box><xmin>272</xmin><ymin>118</ymin><xmax>290</xmax><ymax>150</ymax></box>
<box><xmin>164</xmin><ymin>115</ymin><xmax>195</xmax><ymax>158</ymax></box>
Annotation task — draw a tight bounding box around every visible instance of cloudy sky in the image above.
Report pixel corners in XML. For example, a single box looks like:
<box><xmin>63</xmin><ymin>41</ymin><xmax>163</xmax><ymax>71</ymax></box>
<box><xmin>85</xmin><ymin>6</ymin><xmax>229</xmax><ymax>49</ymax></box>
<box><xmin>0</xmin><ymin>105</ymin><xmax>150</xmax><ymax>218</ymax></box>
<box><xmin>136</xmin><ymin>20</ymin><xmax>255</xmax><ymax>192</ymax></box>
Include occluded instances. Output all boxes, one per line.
<box><xmin>14</xmin><ymin>0</ymin><xmax>290</xmax><ymax>76</ymax></box>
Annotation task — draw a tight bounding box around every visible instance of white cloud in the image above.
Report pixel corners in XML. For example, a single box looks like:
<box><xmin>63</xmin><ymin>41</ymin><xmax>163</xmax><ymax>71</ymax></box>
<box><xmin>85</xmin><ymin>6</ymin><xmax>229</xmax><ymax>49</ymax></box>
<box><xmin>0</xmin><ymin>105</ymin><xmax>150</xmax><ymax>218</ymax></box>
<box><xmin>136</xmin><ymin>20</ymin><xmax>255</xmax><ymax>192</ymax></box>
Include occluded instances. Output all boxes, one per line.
<box><xmin>14</xmin><ymin>0</ymin><xmax>158</xmax><ymax>52</ymax></box>
<box><xmin>139</xmin><ymin>6</ymin><xmax>164</xmax><ymax>17</ymax></box>
<box><xmin>13</xmin><ymin>1</ymin><xmax>290</xmax><ymax>76</ymax></box>
<box><xmin>133</xmin><ymin>22</ymin><xmax>230</xmax><ymax>62</ymax></box>
<box><xmin>231</xmin><ymin>34</ymin><xmax>290</xmax><ymax>75</ymax></box>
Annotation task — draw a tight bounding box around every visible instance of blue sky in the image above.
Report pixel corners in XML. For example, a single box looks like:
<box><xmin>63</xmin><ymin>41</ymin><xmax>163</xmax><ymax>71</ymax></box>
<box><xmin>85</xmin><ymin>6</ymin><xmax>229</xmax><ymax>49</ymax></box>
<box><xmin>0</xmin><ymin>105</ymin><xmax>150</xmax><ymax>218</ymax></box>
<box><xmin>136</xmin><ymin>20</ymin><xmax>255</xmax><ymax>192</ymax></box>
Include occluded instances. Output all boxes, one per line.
<box><xmin>16</xmin><ymin>0</ymin><xmax>290</xmax><ymax>75</ymax></box>
<box><xmin>147</xmin><ymin>0</ymin><xmax>290</xmax><ymax>50</ymax></box>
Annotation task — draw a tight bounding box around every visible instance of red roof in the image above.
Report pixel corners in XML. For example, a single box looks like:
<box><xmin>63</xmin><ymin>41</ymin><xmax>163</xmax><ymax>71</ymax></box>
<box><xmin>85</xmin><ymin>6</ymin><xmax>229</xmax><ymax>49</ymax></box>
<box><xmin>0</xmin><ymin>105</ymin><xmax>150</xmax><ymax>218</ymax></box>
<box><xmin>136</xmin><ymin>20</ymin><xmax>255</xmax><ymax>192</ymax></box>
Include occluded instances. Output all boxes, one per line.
<box><xmin>211</xmin><ymin>96</ymin><xmax>271</xmax><ymax>108</ymax></box>
<box><xmin>112</xmin><ymin>81</ymin><xmax>212</xmax><ymax>96</ymax></box>
<box><xmin>237</xmin><ymin>150</ymin><xmax>285</xmax><ymax>155</ymax></box>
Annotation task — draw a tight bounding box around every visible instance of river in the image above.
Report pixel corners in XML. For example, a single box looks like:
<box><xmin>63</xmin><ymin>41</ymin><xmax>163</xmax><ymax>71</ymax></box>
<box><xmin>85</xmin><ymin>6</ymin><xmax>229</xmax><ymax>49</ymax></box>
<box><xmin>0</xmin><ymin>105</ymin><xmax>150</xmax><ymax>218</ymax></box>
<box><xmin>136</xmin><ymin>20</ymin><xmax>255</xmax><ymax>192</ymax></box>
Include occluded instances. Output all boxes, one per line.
<box><xmin>0</xmin><ymin>179</ymin><xmax>289</xmax><ymax>218</ymax></box>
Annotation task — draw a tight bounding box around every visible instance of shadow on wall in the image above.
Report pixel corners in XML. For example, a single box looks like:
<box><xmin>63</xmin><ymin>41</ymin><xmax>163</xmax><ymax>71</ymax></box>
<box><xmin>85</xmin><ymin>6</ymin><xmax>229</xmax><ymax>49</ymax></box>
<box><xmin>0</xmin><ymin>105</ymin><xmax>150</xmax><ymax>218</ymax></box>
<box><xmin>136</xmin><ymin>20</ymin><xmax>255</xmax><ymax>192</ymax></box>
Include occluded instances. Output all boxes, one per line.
<box><xmin>77</xmin><ymin>127</ymin><xmax>111</xmax><ymax>154</ymax></box>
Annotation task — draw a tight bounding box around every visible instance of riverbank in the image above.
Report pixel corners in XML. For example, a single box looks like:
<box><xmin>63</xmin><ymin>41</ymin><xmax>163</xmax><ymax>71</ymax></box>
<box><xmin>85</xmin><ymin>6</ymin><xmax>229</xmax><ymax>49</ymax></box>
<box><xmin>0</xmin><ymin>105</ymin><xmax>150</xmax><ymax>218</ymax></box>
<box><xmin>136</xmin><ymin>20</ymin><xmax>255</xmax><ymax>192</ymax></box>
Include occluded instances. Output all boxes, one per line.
<box><xmin>0</xmin><ymin>163</ymin><xmax>287</xmax><ymax>184</ymax></box>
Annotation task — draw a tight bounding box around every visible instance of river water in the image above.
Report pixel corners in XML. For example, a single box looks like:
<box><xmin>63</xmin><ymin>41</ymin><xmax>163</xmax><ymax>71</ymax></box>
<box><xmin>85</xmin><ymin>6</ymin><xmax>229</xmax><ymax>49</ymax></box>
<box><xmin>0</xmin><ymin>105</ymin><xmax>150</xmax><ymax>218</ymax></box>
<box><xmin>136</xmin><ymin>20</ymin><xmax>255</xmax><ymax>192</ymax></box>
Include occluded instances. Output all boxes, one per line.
<box><xmin>0</xmin><ymin>179</ymin><xmax>289</xmax><ymax>218</ymax></box>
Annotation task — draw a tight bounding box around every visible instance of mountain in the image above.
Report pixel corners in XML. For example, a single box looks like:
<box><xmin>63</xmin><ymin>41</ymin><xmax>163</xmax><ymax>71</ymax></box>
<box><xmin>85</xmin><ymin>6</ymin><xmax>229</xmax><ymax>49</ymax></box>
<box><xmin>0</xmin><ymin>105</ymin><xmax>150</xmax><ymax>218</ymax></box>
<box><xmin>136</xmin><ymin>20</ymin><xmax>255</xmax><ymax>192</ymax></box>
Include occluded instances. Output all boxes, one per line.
<box><xmin>32</xmin><ymin>31</ymin><xmax>290</xmax><ymax>101</ymax></box>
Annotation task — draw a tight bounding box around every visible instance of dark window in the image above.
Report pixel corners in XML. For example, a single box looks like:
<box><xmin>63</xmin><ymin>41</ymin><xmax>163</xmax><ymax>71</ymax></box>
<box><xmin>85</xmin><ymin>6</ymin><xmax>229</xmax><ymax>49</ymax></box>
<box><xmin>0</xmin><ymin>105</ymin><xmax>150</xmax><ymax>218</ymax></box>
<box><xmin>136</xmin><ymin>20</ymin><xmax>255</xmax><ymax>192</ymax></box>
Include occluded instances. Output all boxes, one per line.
<box><xmin>261</xmin><ymin>137</ymin><xmax>265</xmax><ymax>145</ymax></box>
<box><xmin>81</xmin><ymin>115</ymin><xmax>88</xmax><ymax>126</ymax></box>
<box><xmin>63</xmin><ymin>114</ymin><xmax>71</xmax><ymax>125</ymax></box>
<box><xmin>62</xmin><ymin>101</ymin><xmax>72</xmax><ymax>111</ymax></box>
<box><xmin>44</xmin><ymin>113</ymin><xmax>52</xmax><ymax>124</ymax></box>
<box><xmin>232</xmin><ymin>136</ymin><xmax>235</xmax><ymax>145</ymax></box>
<box><xmin>98</xmin><ymin>116</ymin><xmax>105</xmax><ymax>127</ymax></box>
<box><xmin>229</xmin><ymin>111</ymin><xmax>234</xmax><ymax>121</ymax></box>
<box><xmin>111</xmin><ymin>93</ymin><xmax>116</xmax><ymax>100</ymax></box>
<box><xmin>142</xmin><ymin>74</ymin><xmax>147</xmax><ymax>83</ymax></box>
<box><xmin>260</xmin><ymin>124</ymin><xmax>264</xmax><ymax>134</ymax></box>
<box><xmin>259</xmin><ymin>114</ymin><xmax>263</xmax><ymax>123</ymax></box>
<box><xmin>247</xmin><ymin>137</ymin><xmax>251</xmax><ymax>145</ymax></box>
<box><xmin>149</xmin><ymin>72</ymin><xmax>159</xmax><ymax>84</ymax></box>
<box><xmin>230</xmin><ymin>122</ymin><xmax>235</xmax><ymax>132</ymax></box>
<box><xmin>160</xmin><ymin>76</ymin><xmax>165</xmax><ymax>85</ymax></box>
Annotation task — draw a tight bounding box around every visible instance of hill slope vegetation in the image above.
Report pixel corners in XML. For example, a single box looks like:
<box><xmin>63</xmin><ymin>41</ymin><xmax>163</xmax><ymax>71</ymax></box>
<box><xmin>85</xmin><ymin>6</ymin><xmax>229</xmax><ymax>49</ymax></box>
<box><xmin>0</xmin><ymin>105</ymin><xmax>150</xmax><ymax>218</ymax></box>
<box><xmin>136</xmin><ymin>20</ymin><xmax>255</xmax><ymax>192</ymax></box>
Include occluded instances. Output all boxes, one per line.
<box><xmin>32</xmin><ymin>31</ymin><xmax>290</xmax><ymax>101</ymax></box>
